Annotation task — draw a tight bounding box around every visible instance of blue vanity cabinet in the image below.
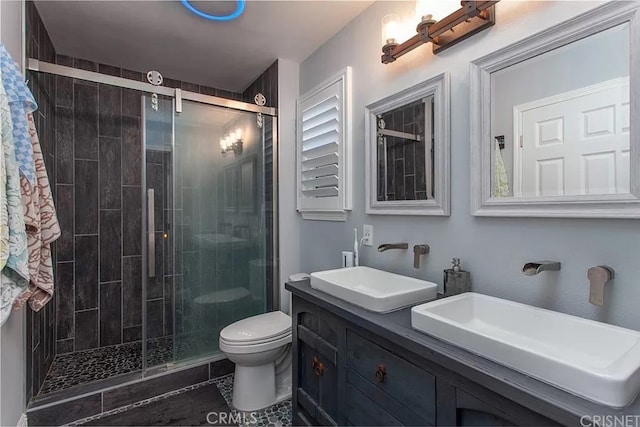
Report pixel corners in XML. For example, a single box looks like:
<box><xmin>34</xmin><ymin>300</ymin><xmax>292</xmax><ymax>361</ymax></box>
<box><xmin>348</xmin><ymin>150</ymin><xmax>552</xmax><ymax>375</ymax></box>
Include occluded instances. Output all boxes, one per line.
<box><xmin>436</xmin><ymin>379</ymin><xmax>559</xmax><ymax>426</ymax></box>
<box><xmin>346</xmin><ymin>330</ymin><xmax>437</xmax><ymax>426</ymax></box>
<box><xmin>291</xmin><ymin>291</ymin><xmax>560</xmax><ymax>427</ymax></box>
<box><xmin>292</xmin><ymin>301</ymin><xmax>341</xmax><ymax>426</ymax></box>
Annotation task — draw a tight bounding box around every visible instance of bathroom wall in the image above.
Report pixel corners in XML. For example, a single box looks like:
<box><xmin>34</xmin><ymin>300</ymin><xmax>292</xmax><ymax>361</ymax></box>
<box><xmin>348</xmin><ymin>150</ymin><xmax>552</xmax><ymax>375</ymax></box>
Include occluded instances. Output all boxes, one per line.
<box><xmin>0</xmin><ymin>1</ymin><xmax>28</xmax><ymax>424</ymax></box>
<box><xmin>25</xmin><ymin>1</ymin><xmax>57</xmax><ymax>402</ymax></box>
<box><xmin>276</xmin><ymin>58</ymin><xmax>300</xmax><ymax>312</ymax></box>
<box><xmin>297</xmin><ymin>0</ymin><xmax>640</xmax><ymax>330</ymax></box>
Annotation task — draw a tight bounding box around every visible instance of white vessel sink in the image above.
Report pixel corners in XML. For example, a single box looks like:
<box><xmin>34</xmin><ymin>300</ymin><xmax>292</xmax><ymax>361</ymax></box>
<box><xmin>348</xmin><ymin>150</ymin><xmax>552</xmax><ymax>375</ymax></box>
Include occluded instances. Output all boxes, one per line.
<box><xmin>310</xmin><ymin>266</ymin><xmax>437</xmax><ymax>313</ymax></box>
<box><xmin>411</xmin><ymin>292</ymin><xmax>640</xmax><ymax>407</ymax></box>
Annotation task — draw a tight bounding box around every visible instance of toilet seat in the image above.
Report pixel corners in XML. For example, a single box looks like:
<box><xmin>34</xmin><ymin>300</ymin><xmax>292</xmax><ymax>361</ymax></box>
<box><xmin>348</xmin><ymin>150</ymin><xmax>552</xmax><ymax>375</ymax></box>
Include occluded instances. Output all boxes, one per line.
<box><xmin>220</xmin><ymin>311</ymin><xmax>291</xmax><ymax>343</ymax></box>
<box><xmin>219</xmin><ymin>311</ymin><xmax>292</xmax><ymax>355</ymax></box>
<box><xmin>219</xmin><ymin>332</ymin><xmax>291</xmax><ymax>354</ymax></box>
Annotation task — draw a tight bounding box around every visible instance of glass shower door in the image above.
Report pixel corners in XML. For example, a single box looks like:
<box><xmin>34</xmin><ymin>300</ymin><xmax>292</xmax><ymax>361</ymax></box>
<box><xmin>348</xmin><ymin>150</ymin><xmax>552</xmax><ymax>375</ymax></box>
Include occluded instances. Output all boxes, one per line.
<box><xmin>172</xmin><ymin>100</ymin><xmax>269</xmax><ymax>362</ymax></box>
<box><xmin>142</xmin><ymin>96</ymin><xmax>175</xmax><ymax>370</ymax></box>
<box><xmin>143</xmin><ymin>96</ymin><xmax>273</xmax><ymax>368</ymax></box>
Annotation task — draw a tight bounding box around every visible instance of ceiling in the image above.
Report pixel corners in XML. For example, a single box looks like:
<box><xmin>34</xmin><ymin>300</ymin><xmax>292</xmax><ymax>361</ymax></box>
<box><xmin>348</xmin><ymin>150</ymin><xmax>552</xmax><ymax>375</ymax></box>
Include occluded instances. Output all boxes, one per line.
<box><xmin>34</xmin><ymin>0</ymin><xmax>373</xmax><ymax>92</ymax></box>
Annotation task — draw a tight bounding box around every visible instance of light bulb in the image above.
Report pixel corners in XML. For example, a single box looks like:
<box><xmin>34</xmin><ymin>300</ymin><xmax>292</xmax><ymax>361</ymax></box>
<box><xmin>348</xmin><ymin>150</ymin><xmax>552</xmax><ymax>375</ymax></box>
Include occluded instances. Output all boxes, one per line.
<box><xmin>381</xmin><ymin>14</ymin><xmax>401</xmax><ymax>47</ymax></box>
<box><xmin>416</xmin><ymin>0</ymin><xmax>460</xmax><ymax>23</ymax></box>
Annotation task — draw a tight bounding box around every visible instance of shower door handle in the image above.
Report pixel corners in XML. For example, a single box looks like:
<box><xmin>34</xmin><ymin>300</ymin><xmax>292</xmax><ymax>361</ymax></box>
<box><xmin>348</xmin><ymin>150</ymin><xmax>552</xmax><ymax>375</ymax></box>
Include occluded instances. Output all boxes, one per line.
<box><xmin>147</xmin><ymin>189</ymin><xmax>155</xmax><ymax>278</ymax></box>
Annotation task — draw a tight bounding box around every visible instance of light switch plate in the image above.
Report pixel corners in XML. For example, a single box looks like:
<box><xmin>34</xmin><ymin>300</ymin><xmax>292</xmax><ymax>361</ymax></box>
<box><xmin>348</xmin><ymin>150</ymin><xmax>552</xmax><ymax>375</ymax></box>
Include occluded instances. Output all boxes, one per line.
<box><xmin>362</xmin><ymin>224</ymin><xmax>373</xmax><ymax>246</ymax></box>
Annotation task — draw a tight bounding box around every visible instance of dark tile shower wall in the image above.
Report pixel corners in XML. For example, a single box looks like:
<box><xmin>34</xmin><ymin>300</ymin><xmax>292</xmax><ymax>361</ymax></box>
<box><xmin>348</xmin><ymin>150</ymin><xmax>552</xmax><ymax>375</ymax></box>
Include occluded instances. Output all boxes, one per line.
<box><xmin>378</xmin><ymin>100</ymin><xmax>430</xmax><ymax>201</ymax></box>
<box><xmin>25</xmin><ymin>1</ymin><xmax>57</xmax><ymax>402</ymax></box>
<box><xmin>242</xmin><ymin>60</ymin><xmax>278</xmax><ymax>108</ymax></box>
<box><xmin>52</xmin><ymin>59</ymin><xmax>244</xmax><ymax>357</ymax></box>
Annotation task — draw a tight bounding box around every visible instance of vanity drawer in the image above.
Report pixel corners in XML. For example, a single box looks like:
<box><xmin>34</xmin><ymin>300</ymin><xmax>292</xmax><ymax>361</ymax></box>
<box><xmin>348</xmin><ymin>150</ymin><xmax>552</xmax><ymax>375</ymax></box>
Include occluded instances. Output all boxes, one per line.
<box><xmin>346</xmin><ymin>331</ymin><xmax>436</xmax><ymax>424</ymax></box>
<box><xmin>346</xmin><ymin>384</ymin><xmax>402</xmax><ymax>426</ymax></box>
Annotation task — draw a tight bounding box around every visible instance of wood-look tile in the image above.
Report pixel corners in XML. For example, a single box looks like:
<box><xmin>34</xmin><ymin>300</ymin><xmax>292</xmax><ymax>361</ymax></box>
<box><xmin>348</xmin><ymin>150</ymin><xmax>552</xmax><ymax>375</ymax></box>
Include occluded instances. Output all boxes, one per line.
<box><xmin>74</xmin><ymin>309</ymin><xmax>98</xmax><ymax>350</ymax></box>
<box><xmin>98</xmin><ymin>83</ymin><xmax>122</xmax><ymax>137</ymax></box>
<box><xmin>74</xmin><ymin>235</ymin><xmax>98</xmax><ymax>310</ymax></box>
<box><xmin>75</xmin><ymin>160</ymin><xmax>99</xmax><ymax>234</ymax></box>
<box><xmin>74</xmin><ymin>83</ymin><xmax>98</xmax><ymax>159</ymax></box>
<box><xmin>122</xmin><ymin>256</ymin><xmax>142</xmax><ymax>327</ymax></box>
<box><xmin>28</xmin><ymin>393</ymin><xmax>102</xmax><ymax>426</ymax></box>
<box><xmin>55</xmin><ymin>262</ymin><xmax>74</xmax><ymax>340</ymax></box>
<box><xmin>99</xmin><ymin>136</ymin><xmax>122</xmax><ymax>209</ymax></box>
<box><xmin>122</xmin><ymin>116</ymin><xmax>142</xmax><ymax>185</ymax></box>
<box><xmin>88</xmin><ymin>383</ymin><xmax>232</xmax><ymax>426</ymax></box>
<box><xmin>101</xmin><ymin>365</ymin><xmax>208</xmax><ymax>411</ymax></box>
<box><xmin>99</xmin><ymin>210</ymin><xmax>122</xmax><ymax>282</ymax></box>
<box><xmin>54</xmin><ymin>184</ymin><xmax>74</xmax><ymax>261</ymax></box>
<box><xmin>100</xmin><ymin>282</ymin><xmax>122</xmax><ymax>346</ymax></box>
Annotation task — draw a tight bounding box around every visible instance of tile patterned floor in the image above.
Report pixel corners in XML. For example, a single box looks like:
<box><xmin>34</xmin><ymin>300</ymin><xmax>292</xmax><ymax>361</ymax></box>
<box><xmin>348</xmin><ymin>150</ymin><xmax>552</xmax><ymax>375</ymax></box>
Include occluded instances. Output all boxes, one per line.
<box><xmin>68</xmin><ymin>374</ymin><xmax>291</xmax><ymax>427</ymax></box>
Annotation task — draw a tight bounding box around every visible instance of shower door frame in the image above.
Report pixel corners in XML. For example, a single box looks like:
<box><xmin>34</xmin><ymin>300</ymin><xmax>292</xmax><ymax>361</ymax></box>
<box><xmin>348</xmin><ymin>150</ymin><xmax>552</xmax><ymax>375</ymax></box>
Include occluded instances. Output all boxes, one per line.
<box><xmin>27</xmin><ymin>58</ymin><xmax>280</xmax><ymax>378</ymax></box>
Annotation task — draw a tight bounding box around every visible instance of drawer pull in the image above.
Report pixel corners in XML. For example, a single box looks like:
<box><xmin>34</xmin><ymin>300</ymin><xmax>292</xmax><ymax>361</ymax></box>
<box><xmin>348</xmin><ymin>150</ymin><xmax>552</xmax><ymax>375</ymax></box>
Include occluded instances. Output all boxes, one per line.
<box><xmin>375</xmin><ymin>364</ymin><xmax>386</xmax><ymax>383</ymax></box>
<box><xmin>312</xmin><ymin>357</ymin><xmax>325</xmax><ymax>377</ymax></box>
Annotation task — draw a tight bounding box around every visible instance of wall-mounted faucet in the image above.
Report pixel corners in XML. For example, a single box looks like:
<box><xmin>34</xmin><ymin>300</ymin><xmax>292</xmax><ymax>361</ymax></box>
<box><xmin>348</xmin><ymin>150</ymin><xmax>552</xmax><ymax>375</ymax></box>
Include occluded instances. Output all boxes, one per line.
<box><xmin>377</xmin><ymin>243</ymin><xmax>408</xmax><ymax>252</ymax></box>
<box><xmin>522</xmin><ymin>261</ymin><xmax>561</xmax><ymax>276</ymax></box>
<box><xmin>588</xmin><ymin>265</ymin><xmax>614</xmax><ymax>306</ymax></box>
<box><xmin>413</xmin><ymin>244</ymin><xmax>430</xmax><ymax>269</ymax></box>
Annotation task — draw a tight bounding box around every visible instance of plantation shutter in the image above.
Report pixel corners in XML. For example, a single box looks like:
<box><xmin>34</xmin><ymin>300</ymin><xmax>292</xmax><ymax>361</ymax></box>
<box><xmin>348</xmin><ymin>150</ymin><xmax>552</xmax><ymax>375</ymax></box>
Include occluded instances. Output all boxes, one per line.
<box><xmin>296</xmin><ymin>67</ymin><xmax>352</xmax><ymax>221</ymax></box>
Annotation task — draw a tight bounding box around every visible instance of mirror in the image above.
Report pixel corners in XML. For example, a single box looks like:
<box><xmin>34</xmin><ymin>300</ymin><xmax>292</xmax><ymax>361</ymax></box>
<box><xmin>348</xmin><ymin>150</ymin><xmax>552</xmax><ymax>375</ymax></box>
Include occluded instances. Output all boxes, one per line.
<box><xmin>365</xmin><ymin>73</ymin><xmax>450</xmax><ymax>215</ymax></box>
<box><xmin>471</xmin><ymin>2</ymin><xmax>639</xmax><ymax>218</ymax></box>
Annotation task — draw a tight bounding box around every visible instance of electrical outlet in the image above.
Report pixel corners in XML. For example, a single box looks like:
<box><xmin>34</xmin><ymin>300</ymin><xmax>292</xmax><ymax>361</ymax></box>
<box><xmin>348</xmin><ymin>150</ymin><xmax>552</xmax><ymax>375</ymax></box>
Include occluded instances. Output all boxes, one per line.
<box><xmin>362</xmin><ymin>224</ymin><xmax>373</xmax><ymax>246</ymax></box>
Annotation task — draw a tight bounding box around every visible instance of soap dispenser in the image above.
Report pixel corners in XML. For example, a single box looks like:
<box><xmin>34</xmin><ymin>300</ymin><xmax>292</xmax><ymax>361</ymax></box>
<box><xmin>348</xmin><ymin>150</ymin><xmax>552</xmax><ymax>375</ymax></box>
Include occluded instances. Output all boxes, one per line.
<box><xmin>443</xmin><ymin>258</ymin><xmax>471</xmax><ymax>297</ymax></box>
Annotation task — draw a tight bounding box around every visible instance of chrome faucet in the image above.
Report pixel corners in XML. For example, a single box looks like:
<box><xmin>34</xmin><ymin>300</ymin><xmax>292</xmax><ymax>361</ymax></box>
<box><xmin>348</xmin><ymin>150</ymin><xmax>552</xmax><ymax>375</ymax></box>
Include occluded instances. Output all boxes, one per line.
<box><xmin>522</xmin><ymin>261</ymin><xmax>561</xmax><ymax>276</ymax></box>
<box><xmin>377</xmin><ymin>243</ymin><xmax>408</xmax><ymax>252</ymax></box>
<box><xmin>413</xmin><ymin>244</ymin><xmax>430</xmax><ymax>269</ymax></box>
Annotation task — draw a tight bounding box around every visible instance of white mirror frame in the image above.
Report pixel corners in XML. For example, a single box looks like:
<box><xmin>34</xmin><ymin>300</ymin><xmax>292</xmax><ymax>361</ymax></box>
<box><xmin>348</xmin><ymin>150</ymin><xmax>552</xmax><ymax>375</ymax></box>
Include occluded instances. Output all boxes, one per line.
<box><xmin>365</xmin><ymin>73</ymin><xmax>450</xmax><ymax>216</ymax></box>
<box><xmin>470</xmin><ymin>2</ymin><xmax>640</xmax><ymax>218</ymax></box>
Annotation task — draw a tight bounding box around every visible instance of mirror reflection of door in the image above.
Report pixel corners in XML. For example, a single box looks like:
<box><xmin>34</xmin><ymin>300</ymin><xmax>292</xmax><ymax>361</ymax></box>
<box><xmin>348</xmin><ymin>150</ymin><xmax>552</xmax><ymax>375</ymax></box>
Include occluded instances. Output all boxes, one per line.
<box><xmin>376</xmin><ymin>96</ymin><xmax>434</xmax><ymax>201</ymax></box>
<box><xmin>515</xmin><ymin>78</ymin><xmax>629</xmax><ymax>197</ymax></box>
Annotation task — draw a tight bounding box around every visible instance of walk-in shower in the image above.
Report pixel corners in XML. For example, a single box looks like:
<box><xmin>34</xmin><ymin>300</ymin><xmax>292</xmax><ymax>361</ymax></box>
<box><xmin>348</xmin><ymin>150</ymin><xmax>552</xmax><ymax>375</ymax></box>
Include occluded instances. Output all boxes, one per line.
<box><xmin>25</xmin><ymin>58</ymin><xmax>278</xmax><ymax>401</ymax></box>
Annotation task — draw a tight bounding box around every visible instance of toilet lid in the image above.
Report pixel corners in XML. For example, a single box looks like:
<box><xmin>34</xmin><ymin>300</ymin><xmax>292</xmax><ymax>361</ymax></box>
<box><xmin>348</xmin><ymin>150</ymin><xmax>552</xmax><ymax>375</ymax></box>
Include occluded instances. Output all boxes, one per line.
<box><xmin>220</xmin><ymin>311</ymin><xmax>291</xmax><ymax>343</ymax></box>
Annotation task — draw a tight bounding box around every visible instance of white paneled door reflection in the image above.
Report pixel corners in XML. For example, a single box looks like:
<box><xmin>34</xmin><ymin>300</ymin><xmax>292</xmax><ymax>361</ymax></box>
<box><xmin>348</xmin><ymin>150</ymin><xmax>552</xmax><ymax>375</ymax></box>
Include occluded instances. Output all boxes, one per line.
<box><xmin>515</xmin><ymin>77</ymin><xmax>629</xmax><ymax>197</ymax></box>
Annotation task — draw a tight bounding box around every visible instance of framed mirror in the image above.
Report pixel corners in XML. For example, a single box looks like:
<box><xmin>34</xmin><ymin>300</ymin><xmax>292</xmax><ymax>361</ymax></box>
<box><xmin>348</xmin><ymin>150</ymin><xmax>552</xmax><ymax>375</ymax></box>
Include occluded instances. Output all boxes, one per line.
<box><xmin>471</xmin><ymin>2</ymin><xmax>639</xmax><ymax>218</ymax></box>
<box><xmin>365</xmin><ymin>73</ymin><xmax>450</xmax><ymax>215</ymax></box>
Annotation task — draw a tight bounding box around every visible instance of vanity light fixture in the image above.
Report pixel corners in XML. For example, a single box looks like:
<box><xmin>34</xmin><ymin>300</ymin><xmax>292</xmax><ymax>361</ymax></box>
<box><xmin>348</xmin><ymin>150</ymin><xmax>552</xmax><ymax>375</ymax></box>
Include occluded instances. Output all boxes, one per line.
<box><xmin>220</xmin><ymin>128</ymin><xmax>243</xmax><ymax>156</ymax></box>
<box><xmin>381</xmin><ymin>0</ymin><xmax>499</xmax><ymax>64</ymax></box>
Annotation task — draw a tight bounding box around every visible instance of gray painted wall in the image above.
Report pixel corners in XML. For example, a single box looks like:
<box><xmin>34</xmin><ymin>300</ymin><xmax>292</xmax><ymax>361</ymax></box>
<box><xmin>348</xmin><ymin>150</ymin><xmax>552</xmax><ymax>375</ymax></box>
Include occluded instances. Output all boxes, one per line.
<box><xmin>297</xmin><ymin>1</ymin><xmax>640</xmax><ymax>330</ymax></box>
<box><xmin>0</xmin><ymin>1</ymin><xmax>28</xmax><ymax>425</ymax></box>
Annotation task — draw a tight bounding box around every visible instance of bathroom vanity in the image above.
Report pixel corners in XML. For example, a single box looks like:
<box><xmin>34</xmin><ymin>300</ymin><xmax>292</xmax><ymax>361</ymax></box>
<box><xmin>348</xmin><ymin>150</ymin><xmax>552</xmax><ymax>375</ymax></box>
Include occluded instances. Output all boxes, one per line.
<box><xmin>286</xmin><ymin>280</ymin><xmax>640</xmax><ymax>426</ymax></box>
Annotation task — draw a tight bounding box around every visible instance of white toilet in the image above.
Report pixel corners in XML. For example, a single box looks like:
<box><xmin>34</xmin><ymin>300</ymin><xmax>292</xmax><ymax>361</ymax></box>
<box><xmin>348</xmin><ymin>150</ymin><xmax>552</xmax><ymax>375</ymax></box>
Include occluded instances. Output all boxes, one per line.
<box><xmin>219</xmin><ymin>273</ymin><xmax>308</xmax><ymax>412</ymax></box>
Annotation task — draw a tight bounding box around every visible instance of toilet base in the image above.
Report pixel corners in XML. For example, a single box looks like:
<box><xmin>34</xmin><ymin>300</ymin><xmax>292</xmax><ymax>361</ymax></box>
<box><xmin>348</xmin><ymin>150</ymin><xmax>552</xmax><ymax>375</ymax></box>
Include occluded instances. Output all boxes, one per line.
<box><xmin>232</xmin><ymin>363</ymin><xmax>276</xmax><ymax>411</ymax></box>
<box><xmin>230</xmin><ymin>346</ymin><xmax>292</xmax><ymax>412</ymax></box>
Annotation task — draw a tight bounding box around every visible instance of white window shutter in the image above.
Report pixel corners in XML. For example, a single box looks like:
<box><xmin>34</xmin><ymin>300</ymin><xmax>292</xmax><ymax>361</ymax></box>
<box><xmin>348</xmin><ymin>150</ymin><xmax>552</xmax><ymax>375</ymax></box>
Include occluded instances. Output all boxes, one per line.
<box><xmin>296</xmin><ymin>67</ymin><xmax>352</xmax><ymax>221</ymax></box>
